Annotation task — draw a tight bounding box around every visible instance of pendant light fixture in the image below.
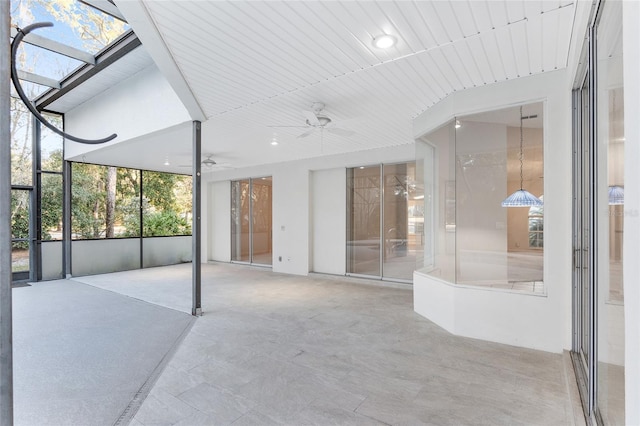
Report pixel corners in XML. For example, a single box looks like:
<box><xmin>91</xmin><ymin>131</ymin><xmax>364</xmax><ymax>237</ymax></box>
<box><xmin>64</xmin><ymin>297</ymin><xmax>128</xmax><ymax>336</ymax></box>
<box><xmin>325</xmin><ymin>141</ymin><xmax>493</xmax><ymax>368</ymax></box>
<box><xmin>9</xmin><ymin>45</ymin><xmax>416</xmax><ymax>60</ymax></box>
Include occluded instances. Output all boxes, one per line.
<box><xmin>501</xmin><ymin>106</ymin><xmax>543</xmax><ymax>207</ymax></box>
<box><xmin>608</xmin><ymin>185</ymin><xmax>624</xmax><ymax>205</ymax></box>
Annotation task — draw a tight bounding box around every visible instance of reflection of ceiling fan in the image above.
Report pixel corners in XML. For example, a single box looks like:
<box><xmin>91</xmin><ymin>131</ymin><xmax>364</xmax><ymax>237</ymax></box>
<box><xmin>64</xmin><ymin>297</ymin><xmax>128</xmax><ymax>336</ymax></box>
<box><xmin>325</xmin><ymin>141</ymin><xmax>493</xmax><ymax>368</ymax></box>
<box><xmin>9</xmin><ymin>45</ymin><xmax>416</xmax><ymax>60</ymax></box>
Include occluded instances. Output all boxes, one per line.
<box><xmin>179</xmin><ymin>154</ymin><xmax>233</xmax><ymax>170</ymax></box>
<box><xmin>271</xmin><ymin>102</ymin><xmax>355</xmax><ymax>139</ymax></box>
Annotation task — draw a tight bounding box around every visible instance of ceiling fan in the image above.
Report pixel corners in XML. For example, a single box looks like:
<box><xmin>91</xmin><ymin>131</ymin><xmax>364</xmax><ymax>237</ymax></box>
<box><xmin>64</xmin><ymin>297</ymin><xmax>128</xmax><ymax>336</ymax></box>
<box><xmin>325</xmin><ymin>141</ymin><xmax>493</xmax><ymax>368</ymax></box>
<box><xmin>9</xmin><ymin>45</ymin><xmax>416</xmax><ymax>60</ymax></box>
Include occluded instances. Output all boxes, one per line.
<box><xmin>179</xmin><ymin>154</ymin><xmax>233</xmax><ymax>170</ymax></box>
<box><xmin>271</xmin><ymin>102</ymin><xmax>355</xmax><ymax>139</ymax></box>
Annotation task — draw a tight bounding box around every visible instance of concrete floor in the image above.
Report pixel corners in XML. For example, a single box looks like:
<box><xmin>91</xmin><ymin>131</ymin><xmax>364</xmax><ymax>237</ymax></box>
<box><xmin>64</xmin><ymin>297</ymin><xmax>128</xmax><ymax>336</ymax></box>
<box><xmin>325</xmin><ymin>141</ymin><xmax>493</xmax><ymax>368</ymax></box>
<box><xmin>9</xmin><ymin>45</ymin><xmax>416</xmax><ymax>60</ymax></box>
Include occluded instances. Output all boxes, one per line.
<box><xmin>73</xmin><ymin>262</ymin><xmax>585</xmax><ymax>426</ymax></box>
<box><xmin>12</xmin><ymin>279</ymin><xmax>194</xmax><ymax>426</ymax></box>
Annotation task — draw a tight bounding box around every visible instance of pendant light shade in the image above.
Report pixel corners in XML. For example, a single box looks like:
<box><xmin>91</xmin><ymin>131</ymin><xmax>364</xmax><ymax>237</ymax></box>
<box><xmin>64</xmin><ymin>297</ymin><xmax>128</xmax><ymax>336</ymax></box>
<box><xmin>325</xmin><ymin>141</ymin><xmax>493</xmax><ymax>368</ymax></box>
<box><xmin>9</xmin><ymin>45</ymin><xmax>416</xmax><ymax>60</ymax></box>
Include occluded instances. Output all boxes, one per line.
<box><xmin>608</xmin><ymin>185</ymin><xmax>624</xmax><ymax>205</ymax></box>
<box><xmin>502</xmin><ymin>106</ymin><xmax>543</xmax><ymax>208</ymax></box>
<box><xmin>502</xmin><ymin>189</ymin><xmax>543</xmax><ymax>207</ymax></box>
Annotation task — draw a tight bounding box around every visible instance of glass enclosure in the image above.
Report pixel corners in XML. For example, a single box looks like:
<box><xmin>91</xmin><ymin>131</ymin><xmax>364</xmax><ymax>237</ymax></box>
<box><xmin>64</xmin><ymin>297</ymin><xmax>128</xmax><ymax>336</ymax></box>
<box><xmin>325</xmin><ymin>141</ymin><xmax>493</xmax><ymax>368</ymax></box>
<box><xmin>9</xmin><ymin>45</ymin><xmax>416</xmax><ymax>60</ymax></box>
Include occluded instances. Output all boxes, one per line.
<box><xmin>346</xmin><ymin>162</ymin><xmax>419</xmax><ymax>282</ymax></box>
<box><xmin>231</xmin><ymin>177</ymin><xmax>273</xmax><ymax>266</ymax></box>
<box><xmin>416</xmin><ymin>103</ymin><xmax>544</xmax><ymax>292</ymax></box>
<box><xmin>596</xmin><ymin>0</ymin><xmax>625</xmax><ymax>422</ymax></box>
<box><xmin>572</xmin><ymin>1</ymin><xmax>625</xmax><ymax>424</ymax></box>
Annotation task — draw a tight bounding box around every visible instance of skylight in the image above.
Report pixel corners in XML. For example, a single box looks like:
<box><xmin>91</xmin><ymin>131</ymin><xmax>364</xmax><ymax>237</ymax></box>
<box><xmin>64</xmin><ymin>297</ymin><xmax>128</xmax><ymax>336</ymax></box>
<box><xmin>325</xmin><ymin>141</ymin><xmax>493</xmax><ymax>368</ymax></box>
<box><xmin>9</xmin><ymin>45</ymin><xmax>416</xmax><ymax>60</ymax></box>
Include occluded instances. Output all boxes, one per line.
<box><xmin>10</xmin><ymin>0</ymin><xmax>131</xmax><ymax>102</ymax></box>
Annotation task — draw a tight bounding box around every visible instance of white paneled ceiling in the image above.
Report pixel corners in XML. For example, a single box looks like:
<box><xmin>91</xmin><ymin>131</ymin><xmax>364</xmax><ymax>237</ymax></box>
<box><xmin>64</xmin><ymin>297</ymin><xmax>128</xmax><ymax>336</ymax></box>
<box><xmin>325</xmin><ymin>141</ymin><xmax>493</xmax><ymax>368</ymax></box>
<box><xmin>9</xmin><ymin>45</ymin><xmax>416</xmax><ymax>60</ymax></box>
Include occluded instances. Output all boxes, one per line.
<box><xmin>98</xmin><ymin>0</ymin><xmax>578</xmax><ymax>172</ymax></box>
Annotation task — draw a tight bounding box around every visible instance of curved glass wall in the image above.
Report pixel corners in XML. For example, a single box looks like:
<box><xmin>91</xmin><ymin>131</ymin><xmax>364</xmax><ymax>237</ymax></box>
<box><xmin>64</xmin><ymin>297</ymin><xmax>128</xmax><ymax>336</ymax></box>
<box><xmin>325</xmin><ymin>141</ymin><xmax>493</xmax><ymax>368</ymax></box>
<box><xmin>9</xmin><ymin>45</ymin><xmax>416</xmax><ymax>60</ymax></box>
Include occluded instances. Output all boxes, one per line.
<box><xmin>416</xmin><ymin>103</ymin><xmax>544</xmax><ymax>292</ymax></box>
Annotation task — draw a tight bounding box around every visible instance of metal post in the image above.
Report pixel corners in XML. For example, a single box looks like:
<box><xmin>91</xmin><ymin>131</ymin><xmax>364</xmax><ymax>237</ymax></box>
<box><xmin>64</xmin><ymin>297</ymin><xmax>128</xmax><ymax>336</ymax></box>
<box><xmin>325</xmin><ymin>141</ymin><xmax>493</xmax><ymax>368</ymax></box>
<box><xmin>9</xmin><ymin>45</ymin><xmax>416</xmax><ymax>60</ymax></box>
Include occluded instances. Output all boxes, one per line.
<box><xmin>62</xmin><ymin>160</ymin><xmax>72</xmax><ymax>278</ymax></box>
<box><xmin>192</xmin><ymin>121</ymin><xmax>202</xmax><ymax>316</ymax></box>
<box><xmin>33</xmin><ymin>117</ymin><xmax>41</xmax><ymax>281</ymax></box>
<box><xmin>139</xmin><ymin>170</ymin><xmax>143</xmax><ymax>269</ymax></box>
<box><xmin>0</xmin><ymin>0</ymin><xmax>15</xmax><ymax>422</ymax></box>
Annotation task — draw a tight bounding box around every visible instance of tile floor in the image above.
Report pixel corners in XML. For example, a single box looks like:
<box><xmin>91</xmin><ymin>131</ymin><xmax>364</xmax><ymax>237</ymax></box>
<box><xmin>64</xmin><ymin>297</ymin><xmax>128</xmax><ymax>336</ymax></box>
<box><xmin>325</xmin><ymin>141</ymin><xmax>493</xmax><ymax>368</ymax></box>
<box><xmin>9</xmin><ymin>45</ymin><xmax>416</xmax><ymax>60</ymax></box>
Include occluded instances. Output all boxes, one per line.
<box><xmin>76</xmin><ymin>262</ymin><xmax>585</xmax><ymax>426</ymax></box>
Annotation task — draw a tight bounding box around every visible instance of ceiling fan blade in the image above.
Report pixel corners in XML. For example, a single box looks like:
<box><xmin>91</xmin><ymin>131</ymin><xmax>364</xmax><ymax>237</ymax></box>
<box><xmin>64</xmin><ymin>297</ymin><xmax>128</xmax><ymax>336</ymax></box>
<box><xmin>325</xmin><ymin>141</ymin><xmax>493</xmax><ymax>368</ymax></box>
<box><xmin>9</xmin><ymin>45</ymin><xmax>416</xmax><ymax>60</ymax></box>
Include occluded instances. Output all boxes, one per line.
<box><xmin>327</xmin><ymin>127</ymin><xmax>355</xmax><ymax>137</ymax></box>
<box><xmin>267</xmin><ymin>125</ymin><xmax>308</xmax><ymax>128</ymax></box>
<box><xmin>302</xmin><ymin>110</ymin><xmax>320</xmax><ymax>126</ymax></box>
<box><xmin>297</xmin><ymin>128</ymin><xmax>316</xmax><ymax>139</ymax></box>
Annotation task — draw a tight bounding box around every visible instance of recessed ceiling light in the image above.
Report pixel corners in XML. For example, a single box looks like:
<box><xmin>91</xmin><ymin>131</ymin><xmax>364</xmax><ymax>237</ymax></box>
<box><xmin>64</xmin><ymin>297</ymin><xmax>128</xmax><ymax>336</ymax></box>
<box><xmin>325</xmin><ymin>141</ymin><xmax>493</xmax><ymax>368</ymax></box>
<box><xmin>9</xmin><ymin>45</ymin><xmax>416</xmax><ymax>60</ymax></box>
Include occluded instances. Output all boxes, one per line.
<box><xmin>455</xmin><ymin>120</ymin><xmax>462</xmax><ymax>129</ymax></box>
<box><xmin>372</xmin><ymin>34</ymin><xmax>397</xmax><ymax>49</ymax></box>
<box><xmin>271</xmin><ymin>140</ymin><xmax>279</xmax><ymax>146</ymax></box>
<box><xmin>359</xmin><ymin>166</ymin><xmax>365</xmax><ymax>169</ymax></box>
<box><xmin>163</xmin><ymin>157</ymin><xmax>170</xmax><ymax>166</ymax></box>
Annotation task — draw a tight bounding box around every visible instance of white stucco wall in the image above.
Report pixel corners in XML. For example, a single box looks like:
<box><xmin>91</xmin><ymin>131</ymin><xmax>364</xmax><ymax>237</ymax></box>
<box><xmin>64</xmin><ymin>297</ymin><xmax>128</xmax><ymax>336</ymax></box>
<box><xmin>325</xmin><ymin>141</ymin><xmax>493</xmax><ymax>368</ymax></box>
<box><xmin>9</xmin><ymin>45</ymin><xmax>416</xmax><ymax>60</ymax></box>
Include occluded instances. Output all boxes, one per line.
<box><xmin>205</xmin><ymin>144</ymin><xmax>415</xmax><ymax>276</ymax></box>
<box><xmin>208</xmin><ymin>180</ymin><xmax>231</xmax><ymax>262</ymax></box>
<box><xmin>412</xmin><ymin>70</ymin><xmax>572</xmax><ymax>354</ymax></box>
<box><xmin>310</xmin><ymin>168</ymin><xmax>346</xmax><ymax>275</ymax></box>
<box><xmin>64</xmin><ymin>64</ymin><xmax>191</xmax><ymax>160</ymax></box>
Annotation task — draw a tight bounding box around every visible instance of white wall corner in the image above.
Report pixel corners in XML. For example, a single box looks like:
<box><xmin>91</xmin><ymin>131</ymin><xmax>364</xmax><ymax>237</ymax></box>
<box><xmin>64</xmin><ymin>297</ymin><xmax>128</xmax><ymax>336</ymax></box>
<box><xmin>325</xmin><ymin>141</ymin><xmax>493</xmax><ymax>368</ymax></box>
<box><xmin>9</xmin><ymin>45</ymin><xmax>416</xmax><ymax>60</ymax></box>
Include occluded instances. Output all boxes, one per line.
<box><xmin>64</xmin><ymin>65</ymin><xmax>191</xmax><ymax>160</ymax></box>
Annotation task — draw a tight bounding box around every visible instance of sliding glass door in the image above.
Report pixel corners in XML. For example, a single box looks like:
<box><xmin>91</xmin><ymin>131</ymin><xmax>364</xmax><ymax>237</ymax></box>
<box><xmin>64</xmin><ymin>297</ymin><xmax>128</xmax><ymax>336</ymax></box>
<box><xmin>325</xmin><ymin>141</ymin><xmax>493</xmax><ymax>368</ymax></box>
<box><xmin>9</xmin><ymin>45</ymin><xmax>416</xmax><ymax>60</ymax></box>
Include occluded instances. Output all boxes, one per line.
<box><xmin>573</xmin><ymin>1</ymin><xmax>625</xmax><ymax>423</ymax></box>
<box><xmin>231</xmin><ymin>177</ymin><xmax>272</xmax><ymax>266</ymax></box>
<box><xmin>346</xmin><ymin>162</ymin><xmax>419</xmax><ymax>282</ymax></box>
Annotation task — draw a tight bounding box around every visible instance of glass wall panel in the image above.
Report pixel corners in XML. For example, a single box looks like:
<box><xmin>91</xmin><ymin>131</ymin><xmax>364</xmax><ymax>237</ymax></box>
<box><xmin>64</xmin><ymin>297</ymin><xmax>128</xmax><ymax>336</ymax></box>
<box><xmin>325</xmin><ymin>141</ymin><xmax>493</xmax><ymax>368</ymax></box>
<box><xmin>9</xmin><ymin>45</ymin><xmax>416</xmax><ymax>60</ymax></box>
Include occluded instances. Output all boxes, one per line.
<box><xmin>416</xmin><ymin>121</ymin><xmax>456</xmax><ymax>282</ymax></box>
<box><xmin>383</xmin><ymin>163</ymin><xmax>419</xmax><ymax>281</ymax></box>
<box><xmin>231</xmin><ymin>179</ymin><xmax>251</xmax><ymax>262</ymax></box>
<box><xmin>416</xmin><ymin>104</ymin><xmax>544</xmax><ymax>292</ymax></box>
<box><xmin>252</xmin><ymin>177</ymin><xmax>273</xmax><ymax>265</ymax></box>
<box><xmin>596</xmin><ymin>0</ymin><xmax>625</xmax><ymax>422</ymax></box>
<box><xmin>347</xmin><ymin>163</ymin><xmax>418</xmax><ymax>281</ymax></box>
<box><xmin>347</xmin><ymin>166</ymin><xmax>381</xmax><ymax>277</ymax></box>
<box><xmin>579</xmin><ymin>78</ymin><xmax>592</xmax><ymax>371</ymax></box>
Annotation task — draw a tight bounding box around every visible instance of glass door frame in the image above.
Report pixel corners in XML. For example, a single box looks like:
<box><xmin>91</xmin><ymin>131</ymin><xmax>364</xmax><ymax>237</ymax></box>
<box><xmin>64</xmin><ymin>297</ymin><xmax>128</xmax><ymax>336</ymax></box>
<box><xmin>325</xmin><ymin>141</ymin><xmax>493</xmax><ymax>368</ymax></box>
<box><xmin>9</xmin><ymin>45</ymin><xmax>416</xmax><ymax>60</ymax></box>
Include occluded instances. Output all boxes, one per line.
<box><xmin>571</xmin><ymin>2</ymin><xmax>616</xmax><ymax>423</ymax></box>
<box><xmin>230</xmin><ymin>176</ymin><xmax>272</xmax><ymax>267</ymax></box>
<box><xmin>346</xmin><ymin>162</ymin><xmax>416</xmax><ymax>284</ymax></box>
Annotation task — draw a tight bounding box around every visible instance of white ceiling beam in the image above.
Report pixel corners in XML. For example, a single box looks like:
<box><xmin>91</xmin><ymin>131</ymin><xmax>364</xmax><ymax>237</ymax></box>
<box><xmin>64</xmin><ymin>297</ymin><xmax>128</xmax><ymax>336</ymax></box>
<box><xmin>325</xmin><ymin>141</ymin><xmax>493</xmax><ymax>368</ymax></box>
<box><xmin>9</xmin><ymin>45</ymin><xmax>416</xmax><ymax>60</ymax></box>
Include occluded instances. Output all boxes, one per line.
<box><xmin>114</xmin><ymin>0</ymin><xmax>207</xmax><ymax>122</ymax></box>
<box><xmin>17</xmin><ymin>70</ymin><xmax>61</xmax><ymax>89</ymax></box>
<box><xmin>78</xmin><ymin>0</ymin><xmax>127</xmax><ymax>22</ymax></box>
<box><xmin>11</xmin><ymin>27</ymin><xmax>96</xmax><ymax>65</ymax></box>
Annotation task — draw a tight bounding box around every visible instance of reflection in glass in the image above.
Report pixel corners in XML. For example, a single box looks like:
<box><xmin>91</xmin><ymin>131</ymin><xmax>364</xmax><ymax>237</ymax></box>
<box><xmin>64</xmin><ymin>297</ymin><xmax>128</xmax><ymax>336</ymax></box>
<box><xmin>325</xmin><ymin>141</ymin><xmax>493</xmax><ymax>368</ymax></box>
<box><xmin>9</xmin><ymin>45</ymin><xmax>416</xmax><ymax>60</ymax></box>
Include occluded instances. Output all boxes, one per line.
<box><xmin>252</xmin><ymin>177</ymin><xmax>273</xmax><ymax>265</ymax></box>
<box><xmin>347</xmin><ymin>163</ymin><xmax>418</xmax><ymax>281</ymax></box>
<box><xmin>596</xmin><ymin>0</ymin><xmax>625</xmax><ymax>422</ymax></box>
<box><xmin>347</xmin><ymin>166</ymin><xmax>381</xmax><ymax>277</ymax></box>
<box><xmin>416</xmin><ymin>122</ymin><xmax>456</xmax><ymax>282</ymax></box>
<box><xmin>383</xmin><ymin>163</ymin><xmax>419</xmax><ymax>281</ymax></box>
<box><xmin>231</xmin><ymin>179</ymin><xmax>251</xmax><ymax>262</ymax></box>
